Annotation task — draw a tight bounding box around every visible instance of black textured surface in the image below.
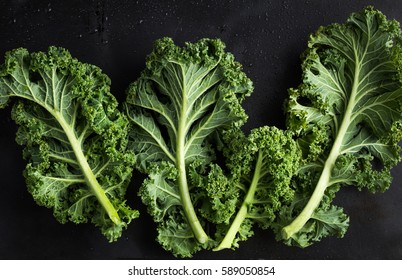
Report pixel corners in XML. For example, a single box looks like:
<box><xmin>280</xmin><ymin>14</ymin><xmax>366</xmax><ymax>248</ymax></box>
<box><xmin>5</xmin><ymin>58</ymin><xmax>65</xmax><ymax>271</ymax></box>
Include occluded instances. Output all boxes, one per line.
<box><xmin>0</xmin><ymin>0</ymin><xmax>402</xmax><ymax>259</ymax></box>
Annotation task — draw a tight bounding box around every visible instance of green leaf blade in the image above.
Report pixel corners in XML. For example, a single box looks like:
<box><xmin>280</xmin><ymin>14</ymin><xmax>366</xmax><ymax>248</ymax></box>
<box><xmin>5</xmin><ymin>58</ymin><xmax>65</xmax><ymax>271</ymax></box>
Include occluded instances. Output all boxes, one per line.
<box><xmin>126</xmin><ymin>37</ymin><xmax>252</xmax><ymax>257</ymax></box>
<box><xmin>0</xmin><ymin>46</ymin><xmax>139</xmax><ymax>241</ymax></box>
<box><xmin>280</xmin><ymin>7</ymin><xmax>402</xmax><ymax>246</ymax></box>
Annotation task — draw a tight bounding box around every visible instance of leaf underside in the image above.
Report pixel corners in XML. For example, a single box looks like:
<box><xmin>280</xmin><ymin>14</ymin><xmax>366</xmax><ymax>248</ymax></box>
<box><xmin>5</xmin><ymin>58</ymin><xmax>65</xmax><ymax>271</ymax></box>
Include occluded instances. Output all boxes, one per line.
<box><xmin>278</xmin><ymin>7</ymin><xmax>402</xmax><ymax>247</ymax></box>
<box><xmin>126</xmin><ymin>37</ymin><xmax>252</xmax><ymax>257</ymax></box>
<box><xmin>0</xmin><ymin>47</ymin><xmax>139</xmax><ymax>241</ymax></box>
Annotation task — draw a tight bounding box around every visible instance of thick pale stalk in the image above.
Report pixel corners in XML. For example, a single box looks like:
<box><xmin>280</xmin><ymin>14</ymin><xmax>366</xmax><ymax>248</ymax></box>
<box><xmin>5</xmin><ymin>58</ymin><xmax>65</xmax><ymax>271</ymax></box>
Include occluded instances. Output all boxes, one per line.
<box><xmin>176</xmin><ymin>97</ymin><xmax>208</xmax><ymax>244</ymax></box>
<box><xmin>214</xmin><ymin>151</ymin><xmax>263</xmax><ymax>251</ymax></box>
<box><xmin>282</xmin><ymin>57</ymin><xmax>361</xmax><ymax>239</ymax></box>
<box><xmin>54</xmin><ymin>111</ymin><xmax>121</xmax><ymax>225</ymax></box>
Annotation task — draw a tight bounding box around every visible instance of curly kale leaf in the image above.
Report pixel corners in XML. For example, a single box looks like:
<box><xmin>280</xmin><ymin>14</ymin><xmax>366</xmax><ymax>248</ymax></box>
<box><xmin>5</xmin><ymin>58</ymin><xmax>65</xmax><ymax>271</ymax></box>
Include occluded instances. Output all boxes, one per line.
<box><xmin>278</xmin><ymin>7</ymin><xmax>402</xmax><ymax>247</ymax></box>
<box><xmin>0</xmin><ymin>47</ymin><xmax>139</xmax><ymax>241</ymax></box>
<box><xmin>213</xmin><ymin>126</ymin><xmax>300</xmax><ymax>251</ymax></box>
<box><xmin>125</xmin><ymin>37</ymin><xmax>252</xmax><ymax>257</ymax></box>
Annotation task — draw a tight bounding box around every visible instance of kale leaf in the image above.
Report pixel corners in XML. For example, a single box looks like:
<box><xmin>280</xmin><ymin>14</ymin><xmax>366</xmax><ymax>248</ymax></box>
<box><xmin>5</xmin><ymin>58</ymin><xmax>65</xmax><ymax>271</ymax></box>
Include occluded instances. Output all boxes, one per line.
<box><xmin>214</xmin><ymin>126</ymin><xmax>301</xmax><ymax>251</ymax></box>
<box><xmin>0</xmin><ymin>47</ymin><xmax>139</xmax><ymax>241</ymax></box>
<box><xmin>277</xmin><ymin>7</ymin><xmax>402</xmax><ymax>247</ymax></box>
<box><xmin>125</xmin><ymin>37</ymin><xmax>252</xmax><ymax>257</ymax></box>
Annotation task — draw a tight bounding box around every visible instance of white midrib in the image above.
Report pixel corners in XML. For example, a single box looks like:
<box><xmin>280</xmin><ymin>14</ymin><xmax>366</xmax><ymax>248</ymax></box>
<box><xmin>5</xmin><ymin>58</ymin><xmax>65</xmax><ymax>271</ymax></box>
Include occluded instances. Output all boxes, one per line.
<box><xmin>16</xmin><ymin>69</ymin><xmax>121</xmax><ymax>225</ymax></box>
<box><xmin>214</xmin><ymin>150</ymin><xmax>263</xmax><ymax>251</ymax></box>
<box><xmin>282</xmin><ymin>56</ymin><xmax>361</xmax><ymax>239</ymax></box>
<box><xmin>53</xmin><ymin>110</ymin><xmax>121</xmax><ymax>225</ymax></box>
<box><xmin>176</xmin><ymin>76</ymin><xmax>209</xmax><ymax>244</ymax></box>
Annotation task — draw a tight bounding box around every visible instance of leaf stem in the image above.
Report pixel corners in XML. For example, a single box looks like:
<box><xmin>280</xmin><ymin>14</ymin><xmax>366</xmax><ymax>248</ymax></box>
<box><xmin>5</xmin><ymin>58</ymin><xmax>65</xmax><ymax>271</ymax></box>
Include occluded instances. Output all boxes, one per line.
<box><xmin>282</xmin><ymin>55</ymin><xmax>361</xmax><ymax>240</ymax></box>
<box><xmin>54</xmin><ymin>111</ymin><xmax>121</xmax><ymax>225</ymax></box>
<box><xmin>214</xmin><ymin>150</ymin><xmax>263</xmax><ymax>251</ymax></box>
<box><xmin>177</xmin><ymin>133</ymin><xmax>209</xmax><ymax>243</ymax></box>
<box><xmin>176</xmin><ymin>84</ymin><xmax>209</xmax><ymax>244</ymax></box>
<box><xmin>177</xmin><ymin>154</ymin><xmax>208</xmax><ymax>243</ymax></box>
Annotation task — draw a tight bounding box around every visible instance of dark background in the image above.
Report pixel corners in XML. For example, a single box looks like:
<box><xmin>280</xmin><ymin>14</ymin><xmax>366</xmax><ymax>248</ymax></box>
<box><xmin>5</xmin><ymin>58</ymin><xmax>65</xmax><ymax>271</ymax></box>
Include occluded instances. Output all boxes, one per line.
<box><xmin>0</xmin><ymin>0</ymin><xmax>401</xmax><ymax>260</ymax></box>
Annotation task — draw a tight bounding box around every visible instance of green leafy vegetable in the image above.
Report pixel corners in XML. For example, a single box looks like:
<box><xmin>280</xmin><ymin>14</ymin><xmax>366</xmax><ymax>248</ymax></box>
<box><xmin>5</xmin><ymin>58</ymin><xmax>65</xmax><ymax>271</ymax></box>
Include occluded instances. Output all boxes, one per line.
<box><xmin>2</xmin><ymin>6</ymin><xmax>401</xmax><ymax>258</ymax></box>
<box><xmin>125</xmin><ymin>37</ymin><xmax>252</xmax><ymax>257</ymax></box>
<box><xmin>277</xmin><ymin>7</ymin><xmax>402</xmax><ymax>247</ymax></box>
<box><xmin>213</xmin><ymin>126</ymin><xmax>300</xmax><ymax>251</ymax></box>
<box><xmin>0</xmin><ymin>47</ymin><xmax>139</xmax><ymax>241</ymax></box>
